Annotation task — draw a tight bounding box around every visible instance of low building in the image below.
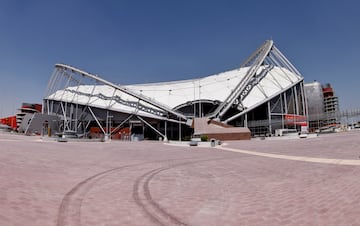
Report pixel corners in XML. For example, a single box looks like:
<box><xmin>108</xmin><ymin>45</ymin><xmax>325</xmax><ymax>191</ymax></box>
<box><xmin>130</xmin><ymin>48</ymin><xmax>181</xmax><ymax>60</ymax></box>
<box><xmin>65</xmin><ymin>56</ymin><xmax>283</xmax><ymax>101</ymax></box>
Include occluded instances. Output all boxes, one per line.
<box><xmin>0</xmin><ymin>103</ymin><xmax>43</xmax><ymax>133</ymax></box>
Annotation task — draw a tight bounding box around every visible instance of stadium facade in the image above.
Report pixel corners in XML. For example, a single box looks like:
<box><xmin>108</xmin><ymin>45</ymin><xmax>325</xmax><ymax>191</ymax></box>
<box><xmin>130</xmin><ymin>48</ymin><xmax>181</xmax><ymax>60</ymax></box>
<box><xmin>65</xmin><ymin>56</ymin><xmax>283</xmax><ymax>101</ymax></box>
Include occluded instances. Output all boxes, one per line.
<box><xmin>41</xmin><ymin>40</ymin><xmax>308</xmax><ymax>140</ymax></box>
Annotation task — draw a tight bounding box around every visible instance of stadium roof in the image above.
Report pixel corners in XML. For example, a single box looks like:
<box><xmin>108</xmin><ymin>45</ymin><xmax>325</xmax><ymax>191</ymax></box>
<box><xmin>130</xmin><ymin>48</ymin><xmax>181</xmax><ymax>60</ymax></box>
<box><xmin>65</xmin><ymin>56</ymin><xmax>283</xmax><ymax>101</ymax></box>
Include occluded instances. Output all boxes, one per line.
<box><xmin>45</xmin><ymin>40</ymin><xmax>304</xmax><ymax>123</ymax></box>
<box><xmin>125</xmin><ymin>66</ymin><xmax>302</xmax><ymax>110</ymax></box>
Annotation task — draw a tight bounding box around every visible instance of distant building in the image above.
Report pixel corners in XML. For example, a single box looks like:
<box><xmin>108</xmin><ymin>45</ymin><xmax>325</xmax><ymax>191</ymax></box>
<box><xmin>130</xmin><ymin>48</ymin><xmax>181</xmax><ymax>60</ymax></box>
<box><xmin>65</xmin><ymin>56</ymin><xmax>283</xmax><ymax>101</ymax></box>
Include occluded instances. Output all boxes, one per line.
<box><xmin>322</xmin><ymin>84</ymin><xmax>340</xmax><ymax>125</ymax></box>
<box><xmin>16</xmin><ymin>103</ymin><xmax>42</xmax><ymax>130</ymax></box>
<box><xmin>0</xmin><ymin>103</ymin><xmax>42</xmax><ymax>133</ymax></box>
<box><xmin>304</xmin><ymin>82</ymin><xmax>339</xmax><ymax>131</ymax></box>
<box><xmin>0</xmin><ymin>115</ymin><xmax>17</xmax><ymax>131</ymax></box>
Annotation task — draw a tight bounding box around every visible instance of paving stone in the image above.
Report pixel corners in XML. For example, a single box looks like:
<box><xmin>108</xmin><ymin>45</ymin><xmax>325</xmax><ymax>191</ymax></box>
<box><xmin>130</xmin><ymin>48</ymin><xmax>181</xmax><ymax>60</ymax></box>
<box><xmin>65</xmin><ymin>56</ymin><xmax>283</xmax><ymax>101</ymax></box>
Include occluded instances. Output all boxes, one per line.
<box><xmin>1</xmin><ymin>131</ymin><xmax>360</xmax><ymax>225</ymax></box>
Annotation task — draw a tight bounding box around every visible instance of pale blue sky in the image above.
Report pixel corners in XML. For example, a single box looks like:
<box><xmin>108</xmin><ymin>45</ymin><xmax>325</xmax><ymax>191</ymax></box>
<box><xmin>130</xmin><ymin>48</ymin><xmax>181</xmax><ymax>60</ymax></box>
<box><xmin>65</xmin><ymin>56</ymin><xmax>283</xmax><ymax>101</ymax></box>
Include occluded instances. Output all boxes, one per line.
<box><xmin>1</xmin><ymin>0</ymin><xmax>359</xmax><ymax>117</ymax></box>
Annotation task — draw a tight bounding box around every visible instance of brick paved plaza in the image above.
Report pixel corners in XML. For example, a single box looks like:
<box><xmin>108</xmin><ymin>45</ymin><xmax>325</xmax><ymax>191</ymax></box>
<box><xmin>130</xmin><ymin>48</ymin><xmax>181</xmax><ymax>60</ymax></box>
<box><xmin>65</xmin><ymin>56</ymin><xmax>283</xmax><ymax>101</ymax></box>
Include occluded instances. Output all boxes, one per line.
<box><xmin>1</xmin><ymin>131</ymin><xmax>360</xmax><ymax>225</ymax></box>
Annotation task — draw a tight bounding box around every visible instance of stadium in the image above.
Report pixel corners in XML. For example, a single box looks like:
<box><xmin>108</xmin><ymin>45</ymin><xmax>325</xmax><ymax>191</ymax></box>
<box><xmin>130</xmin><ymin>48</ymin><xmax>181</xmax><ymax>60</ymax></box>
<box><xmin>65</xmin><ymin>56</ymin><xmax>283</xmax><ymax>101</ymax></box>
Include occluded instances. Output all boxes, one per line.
<box><xmin>40</xmin><ymin>40</ymin><xmax>307</xmax><ymax>141</ymax></box>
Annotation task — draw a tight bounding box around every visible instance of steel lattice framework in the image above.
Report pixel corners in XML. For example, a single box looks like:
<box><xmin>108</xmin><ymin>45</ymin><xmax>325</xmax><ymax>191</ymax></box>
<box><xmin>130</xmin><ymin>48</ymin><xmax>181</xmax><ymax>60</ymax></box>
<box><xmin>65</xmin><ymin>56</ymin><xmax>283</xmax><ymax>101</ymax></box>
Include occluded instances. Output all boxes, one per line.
<box><xmin>209</xmin><ymin>40</ymin><xmax>304</xmax><ymax>123</ymax></box>
<box><xmin>43</xmin><ymin>40</ymin><xmax>308</xmax><ymax>139</ymax></box>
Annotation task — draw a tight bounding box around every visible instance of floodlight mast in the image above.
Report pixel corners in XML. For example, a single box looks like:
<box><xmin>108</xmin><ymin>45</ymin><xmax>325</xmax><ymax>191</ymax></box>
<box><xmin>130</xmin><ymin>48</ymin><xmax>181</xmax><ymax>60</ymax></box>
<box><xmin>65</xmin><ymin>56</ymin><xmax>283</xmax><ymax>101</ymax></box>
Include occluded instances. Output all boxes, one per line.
<box><xmin>54</xmin><ymin>63</ymin><xmax>188</xmax><ymax>121</ymax></box>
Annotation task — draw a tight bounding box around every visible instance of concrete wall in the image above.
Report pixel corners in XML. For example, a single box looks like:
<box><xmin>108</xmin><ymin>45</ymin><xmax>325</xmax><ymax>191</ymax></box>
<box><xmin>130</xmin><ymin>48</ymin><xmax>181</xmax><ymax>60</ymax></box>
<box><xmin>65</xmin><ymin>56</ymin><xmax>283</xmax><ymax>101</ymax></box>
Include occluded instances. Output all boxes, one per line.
<box><xmin>203</xmin><ymin>132</ymin><xmax>251</xmax><ymax>141</ymax></box>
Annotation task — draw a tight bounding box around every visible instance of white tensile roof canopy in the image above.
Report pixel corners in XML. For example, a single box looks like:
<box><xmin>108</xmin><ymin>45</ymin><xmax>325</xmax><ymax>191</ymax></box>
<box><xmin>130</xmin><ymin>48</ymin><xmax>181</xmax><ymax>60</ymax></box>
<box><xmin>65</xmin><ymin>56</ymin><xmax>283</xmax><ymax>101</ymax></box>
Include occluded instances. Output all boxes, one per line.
<box><xmin>45</xmin><ymin>40</ymin><xmax>303</xmax><ymax>124</ymax></box>
<box><xmin>125</xmin><ymin>65</ymin><xmax>301</xmax><ymax>111</ymax></box>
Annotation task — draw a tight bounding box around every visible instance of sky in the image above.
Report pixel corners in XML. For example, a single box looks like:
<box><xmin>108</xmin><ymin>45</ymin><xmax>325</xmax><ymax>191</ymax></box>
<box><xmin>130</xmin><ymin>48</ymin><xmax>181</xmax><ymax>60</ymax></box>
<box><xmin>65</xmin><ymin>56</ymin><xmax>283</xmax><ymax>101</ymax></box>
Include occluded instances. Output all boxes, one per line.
<box><xmin>0</xmin><ymin>0</ymin><xmax>359</xmax><ymax>117</ymax></box>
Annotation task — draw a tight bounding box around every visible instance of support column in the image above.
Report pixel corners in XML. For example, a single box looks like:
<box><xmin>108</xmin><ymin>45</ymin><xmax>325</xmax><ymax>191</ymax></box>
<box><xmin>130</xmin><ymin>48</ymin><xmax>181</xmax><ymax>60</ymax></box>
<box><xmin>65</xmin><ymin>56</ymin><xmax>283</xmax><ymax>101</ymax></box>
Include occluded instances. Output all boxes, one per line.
<box><xmin>294</xmin><ymin>85</ymin><xmax>299</xmax><ymax>116</ymax></box>
<box><xmin>75</xmin><ymin>104</ymin><xmax>78</xmax><ymax>133</ymax></box>
<box><xmin>170</xmin><ymin>121</ymin><xmax>173</xmax><ymax>139</ymax></box>
<box><xmin>179</xmin><ymin>118</ymin><xmax>181</xmax><ymax>141</ymax></box>
<box><xmin>280</xmin><ymin>94</ymin><xmax>284</xmax><ymax>129</ymax></box>
<box><xmin>283</xmin><ymin>92</ymin><xmax>288</xmax><ymax>114</ymax></box>
<box><xmin>88</xmin><ymin>106</ymin><xmax>106</xmax><ymax>135</ymax></box>
<box><xmin>69</xmin><ymin>104</ymin><xmax>73</xmax><ymax>131</ymax></box>
<box><xmin>268</xmin><ymin>101</ymin><xmax>272</xmax><ymax>135</ymax></box>
<box><xmin>105</xmin><ymin>110</ymin><xmax>109</xmax><ymax>141</ymax></box>
<box><xmin>244</xmin><ymin>113</ymin><xmax>248</xmax><ymax>127</ymax></box>
<box><xmin>60</xmin><ymin>102</ymin><xmax>67</xmax><ymax>133</ymax></box>
<box><xmin>300</xmin><ymin>82</ymin><xmax>308</xmax><ymax>119</ymax></box>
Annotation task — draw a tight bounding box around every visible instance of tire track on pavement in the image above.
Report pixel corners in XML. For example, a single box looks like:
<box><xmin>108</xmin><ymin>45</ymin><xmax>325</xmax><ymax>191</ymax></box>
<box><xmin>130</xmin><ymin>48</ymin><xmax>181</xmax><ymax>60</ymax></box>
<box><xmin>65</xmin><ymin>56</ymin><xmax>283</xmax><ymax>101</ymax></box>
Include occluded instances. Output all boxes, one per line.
<box><xmin>56</xmin><ymin>158</ymin><xmax>195</xmax><ymax>226</ymax></box>
<box><xmin>132</xmin><ymin>157</ymin><xmax>230</xmax><ymax>226</ymax></box>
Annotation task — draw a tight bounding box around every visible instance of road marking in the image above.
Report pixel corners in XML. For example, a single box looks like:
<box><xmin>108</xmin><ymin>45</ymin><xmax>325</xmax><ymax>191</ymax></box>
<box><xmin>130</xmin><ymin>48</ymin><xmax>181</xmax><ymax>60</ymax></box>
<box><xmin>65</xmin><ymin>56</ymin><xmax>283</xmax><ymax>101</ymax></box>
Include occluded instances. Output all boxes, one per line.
<box><xmin>0</xmin><ymin>139</ymin><xmax>22</xmax><ymax>142</ymax></box>
<box><xmin>216</xmin><ymin>146</ymin><xmax>360</xmax><ymax>166</ymax></box>
<box><xmin>0</xmin><ymin>138</ymin><xmax>43</xmax><ymax>142</ymax></box>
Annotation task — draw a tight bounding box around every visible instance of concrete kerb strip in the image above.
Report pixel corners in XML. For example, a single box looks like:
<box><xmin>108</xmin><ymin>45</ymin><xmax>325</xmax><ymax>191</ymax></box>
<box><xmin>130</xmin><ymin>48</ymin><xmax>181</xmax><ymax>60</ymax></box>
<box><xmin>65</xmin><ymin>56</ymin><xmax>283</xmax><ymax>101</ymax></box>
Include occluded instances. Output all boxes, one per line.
<box><xmin>216</xmin><ymin>145</ymin><xmax>360</xmax><ymax>166</ymax></box>
<box><xmin>165</xmin><ymin>141</ymin><xmax>213</xmax><ymax>148</ymax></box>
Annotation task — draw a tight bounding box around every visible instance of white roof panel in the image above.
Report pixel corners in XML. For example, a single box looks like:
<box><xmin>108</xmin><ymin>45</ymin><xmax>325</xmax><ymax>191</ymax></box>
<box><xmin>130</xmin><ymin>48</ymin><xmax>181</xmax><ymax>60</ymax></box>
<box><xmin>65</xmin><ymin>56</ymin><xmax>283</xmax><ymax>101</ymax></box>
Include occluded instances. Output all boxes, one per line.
<box><xmin>46</xmin><ymin>66</ymin><xmax>302</xmax><ymax>115</ymax></box>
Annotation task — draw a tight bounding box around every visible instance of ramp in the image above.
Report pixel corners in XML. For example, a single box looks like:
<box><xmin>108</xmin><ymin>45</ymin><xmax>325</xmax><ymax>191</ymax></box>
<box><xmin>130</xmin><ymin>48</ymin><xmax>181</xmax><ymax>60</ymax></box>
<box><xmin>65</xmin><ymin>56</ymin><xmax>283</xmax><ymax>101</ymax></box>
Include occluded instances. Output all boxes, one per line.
<box><xmin>192</xmin><ymin>118</ymin><xmax>251</xmax><ymax>140</ymax></box>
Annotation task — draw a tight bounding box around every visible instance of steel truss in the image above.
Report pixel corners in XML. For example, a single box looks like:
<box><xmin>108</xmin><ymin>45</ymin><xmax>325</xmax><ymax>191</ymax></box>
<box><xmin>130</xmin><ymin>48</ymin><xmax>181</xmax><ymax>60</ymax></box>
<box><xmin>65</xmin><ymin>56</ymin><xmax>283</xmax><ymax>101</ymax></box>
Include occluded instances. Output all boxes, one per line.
<box><xmin>243</xmin><ymin>82</ymin><xmax>307</xmax><ymax>136</ymax></box>
<box><xmin>43</xmin><ymin>64</ymin><xmax>189</xmax><ymax>140</ymax></box>
<box><xmin>43</xmin><ymin>40</ymin><xmax>308</xmax><ymax>139</ymax></box>
<box><xmin>209</xmin><ymin>40</ymin><xmax>306</xmax><ymax>125</ymax></box>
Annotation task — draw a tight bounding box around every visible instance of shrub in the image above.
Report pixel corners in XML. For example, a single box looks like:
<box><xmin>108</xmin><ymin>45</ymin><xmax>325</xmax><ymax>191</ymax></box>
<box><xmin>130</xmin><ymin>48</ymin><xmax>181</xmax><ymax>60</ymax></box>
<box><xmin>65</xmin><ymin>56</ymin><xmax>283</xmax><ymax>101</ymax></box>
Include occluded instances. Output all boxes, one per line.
<box><xmin>200</xmin><ymin>135</ymin><xmax>208</xmax><ymax>142</ymax></box>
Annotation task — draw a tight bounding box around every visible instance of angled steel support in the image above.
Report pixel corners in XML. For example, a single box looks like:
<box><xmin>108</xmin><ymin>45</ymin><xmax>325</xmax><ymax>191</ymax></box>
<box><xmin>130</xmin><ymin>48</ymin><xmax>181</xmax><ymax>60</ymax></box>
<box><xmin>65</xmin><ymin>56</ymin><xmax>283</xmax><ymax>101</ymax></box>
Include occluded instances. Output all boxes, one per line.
<box><xmin>54</xmin><ymin>64</ymin><xmax>188</xmax><ymax>121</ymax></box>
<box><xmin>209</xmin><ymin>40</ymin><xmax>274</xmax><ymax>120</ymax></box>
<box><xmin>208</xmin><ymin>40</ymin><xmax>304</xmax><ymax>125</ymax></box>
<box><xmin>223</xmin><ymin>80</ymin><xmax>304</xmax><ymax>123</ymax></box>
<box><xmin>60</xmin><ymin>102</ymin><xmax>69</xmax><ymax>131</ymax></box>
<box><xmin>110</xmin><ymin>114</ymin><xmax>134</xmax><ymax>135</ymax></box>
<box><xmin>87</xmin><ymin>106</ymin><xmax>106</xmax><ymax>135</ymax></box>
<box><xmin>137</xmin><ymin>115</ymin><xmax>168</xmax><ymax>141</ymax></box>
